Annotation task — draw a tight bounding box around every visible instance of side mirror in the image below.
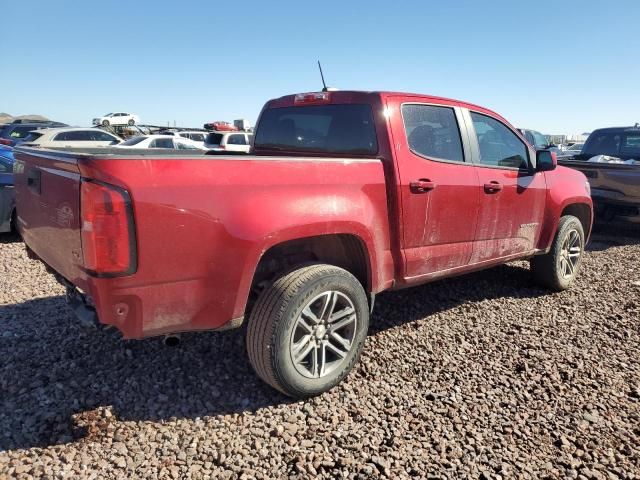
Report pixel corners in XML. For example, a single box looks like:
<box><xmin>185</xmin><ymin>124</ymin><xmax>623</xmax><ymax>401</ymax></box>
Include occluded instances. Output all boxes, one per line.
<box><xmin>536</xmin><ymin>150</ymin><xmax>557</xmax><ymax>172</ymax></box>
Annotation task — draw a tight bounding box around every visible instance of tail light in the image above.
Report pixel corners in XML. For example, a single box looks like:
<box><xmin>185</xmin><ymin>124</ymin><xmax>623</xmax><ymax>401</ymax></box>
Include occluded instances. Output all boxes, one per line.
<box><xmin>0</xmin><ymin>139</ymin><xmax>12</xmax><ymax>145</ymax></box>
<box><xmin>218</xmin><ymin>144</ymin><xmax>226</xmax><ymax>150</ymax></box>
<box><xmin>80</xmin><ymin>180</ymin><xmax>136</xmax><ymax>276</ymax></box>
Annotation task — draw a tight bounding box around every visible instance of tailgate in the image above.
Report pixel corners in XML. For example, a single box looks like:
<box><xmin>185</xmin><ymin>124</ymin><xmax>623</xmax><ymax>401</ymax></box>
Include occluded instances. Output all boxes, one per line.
<box><xmin>14</xmin><ymin>148</ymin><xmax>86</xmax><ymax>286</ymax></box>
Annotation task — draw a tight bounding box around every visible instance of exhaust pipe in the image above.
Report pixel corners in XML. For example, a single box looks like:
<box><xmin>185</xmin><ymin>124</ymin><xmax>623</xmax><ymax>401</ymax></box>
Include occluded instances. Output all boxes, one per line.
<box><xmin>163</xmin><ymin>334</ymin><xmax>181</xmax><ymax>347</ymax></box>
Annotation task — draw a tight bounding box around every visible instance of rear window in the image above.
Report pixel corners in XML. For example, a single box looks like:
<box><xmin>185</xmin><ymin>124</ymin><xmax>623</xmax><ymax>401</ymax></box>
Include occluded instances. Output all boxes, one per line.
<box><xmin>254</xmin><ymin>104</ymin><xmax>378</xmax><ymax>155</ymax></box>
<box><xmin>8</xmin><ymin>126</ymin><xmax>41</xmax><ymax>139</ymax></box>
<box><xmin>206</xmin><ymin>133</ymin><xmax>224</xmax><ymax>145</ymax></box>
<box><xmin>22</xmin><ymin>132</ymin><xmax>44</xmax><ymax>143</ymax></box>
<box><xmin>583</xmin><ymin>130</ymin><xmax>640</xmax><ymax>158</ymax></box>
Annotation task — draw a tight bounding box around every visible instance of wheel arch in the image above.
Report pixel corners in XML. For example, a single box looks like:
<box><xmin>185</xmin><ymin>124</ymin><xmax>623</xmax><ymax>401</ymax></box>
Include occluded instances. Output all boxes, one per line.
<box><xmin>243</xmin><ymin>233</ymin><xmax>374</xmax><ymax>318</ymax></box>
<box><xmin>561</xmin><ymin>202</ymin><xmax>593</xmax><ymax>241</ymax></box>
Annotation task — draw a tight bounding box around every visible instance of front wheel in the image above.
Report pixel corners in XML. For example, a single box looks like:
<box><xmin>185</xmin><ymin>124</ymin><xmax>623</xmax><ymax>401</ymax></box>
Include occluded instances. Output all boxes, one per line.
<box><xmin>102</xmin><ymin>120</ymin><xmax>110</xmax><ymax>127</ymax></box>
<box><xmin>531</xmin><ymin>215</ymin><xmax>585</xmax><ymax>291</ymax></box>
<box><xmin>246</xmin><ymin>264</ymin><xmax>369</xmax><ymax>398</ymax></box>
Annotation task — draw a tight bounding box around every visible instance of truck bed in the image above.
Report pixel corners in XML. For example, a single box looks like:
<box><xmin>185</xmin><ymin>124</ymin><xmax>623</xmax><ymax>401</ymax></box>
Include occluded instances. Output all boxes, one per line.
<box><xmin>14</xmin><ymin>147</ymin><xmax>392</xmax><ymax>338</ymax></box>
<box><xmin>559</xmin><ymin>158</ymin><xmax>640</xmax><ymax>220</ymax></box>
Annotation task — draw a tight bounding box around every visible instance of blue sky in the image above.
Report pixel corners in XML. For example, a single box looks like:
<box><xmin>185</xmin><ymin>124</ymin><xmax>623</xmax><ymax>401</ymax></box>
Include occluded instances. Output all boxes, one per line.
<box><xmin>3</xmin><ymin>0</ymin><xmax>639</xmax><ymax>134</ymax></box>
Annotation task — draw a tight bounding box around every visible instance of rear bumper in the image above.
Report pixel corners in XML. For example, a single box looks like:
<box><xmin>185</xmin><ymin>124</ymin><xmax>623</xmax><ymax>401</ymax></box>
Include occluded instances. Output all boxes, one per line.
<box><xmin>48</xmin><ymin>269</ymin><xmax>245</xmax><ymax>339</ymax></box>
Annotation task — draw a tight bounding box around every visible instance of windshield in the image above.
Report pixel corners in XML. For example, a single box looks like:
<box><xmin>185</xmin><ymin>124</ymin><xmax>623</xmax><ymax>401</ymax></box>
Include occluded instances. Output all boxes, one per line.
<box><xmin>119</xmin><ymin>136</ymin><xmax>147</xmax><ymax>146</ymax></box>
<box><xmin>531</xmin><ymin>131</ymin><xmax>548</xmax><ymax>148</ymax></box>
<box><xmin>255</xmin><ymin>104</ymin><xmax>378</xmax><ymax>155</ymax></box>
<box><xmin>104</xmin><ymin>113</ymin><xmax>113</xmax><ymax>117</ymax></box>
<box><xmin>582</xmin><ymin>130</ymin><xmax>640</xmax><ymax>158</ymax></box>
<box><xmin>568</xmin><ymin>143</ymin><xmax>584</xmax><ymax>151</ymax></box>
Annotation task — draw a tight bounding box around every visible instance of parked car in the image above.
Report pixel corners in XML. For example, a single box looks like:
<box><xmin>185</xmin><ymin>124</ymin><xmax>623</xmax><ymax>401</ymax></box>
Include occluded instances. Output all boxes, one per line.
<box><xmin>559</xmin><ymin>126</ymin><xmax>640</xmax><ymax>222</ymax></box>
<box><xmin>204</xmin><ymin>131</ymin><xmax>253</xmax><ymax>152</ymax></box>
<box><xmin>558</xmin><ymin>142</ymin><xmax>584</xmax><ymax>158</ymax></box>
<box><xmin>519</xmin><ymin>129</ymin><xmax>549</xmax><ymax>149</ymax></box>
<box><xmin>158</xmin><ymin>130</ymin><xmax>208</xmax><ymax>145</ymax></box>
<box><xmin>0</xmin><ymin>122</ymin><xmax>68</xmax><ymax>147</ymax></box>
<box><xmin>14</xmin><ymin>89</ymin><xmax>592</xmax><ymax>398</ymax></box>
<box><xmin>19</xmin><ymin>128</ymin><xmax>121</xmax><ymax>148</ymax></box>
<box><xmin>92</xmin><ymin>112</ymin><xmax>140</xmax><ymax>127</ymax></box>
<box><xmin>0</xmin><ymin>146</ymin><xmax>15</xmax><ymax>233</ymax></box>
<box><xmin>203</xmin><ymin>121</ymin><xmax>238</xmax><ymax>131</ymax></box>
<box><xmin>115</xmin><ymin>135</ymin><xmax>207</xmax><ymax>151</ymax></box>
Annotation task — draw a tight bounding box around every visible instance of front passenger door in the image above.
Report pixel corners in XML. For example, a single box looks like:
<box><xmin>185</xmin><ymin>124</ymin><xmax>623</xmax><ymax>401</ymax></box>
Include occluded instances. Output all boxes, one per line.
<box><xmin>466</xmin><ymin>111</ymin><xmax>547</xmax><ymax>263</ymax></box>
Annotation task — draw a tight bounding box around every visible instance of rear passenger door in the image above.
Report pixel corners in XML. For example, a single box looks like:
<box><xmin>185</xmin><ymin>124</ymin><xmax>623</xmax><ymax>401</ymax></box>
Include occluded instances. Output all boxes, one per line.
<box><xmin>464</xmin><ymin>110</ymin><xmax>547</xmax><ymax>262</ymax></box>
<box><xmin>387</xmin><ymin>97</ymin><xmax>480</xmax><ymax>279</ymax></box>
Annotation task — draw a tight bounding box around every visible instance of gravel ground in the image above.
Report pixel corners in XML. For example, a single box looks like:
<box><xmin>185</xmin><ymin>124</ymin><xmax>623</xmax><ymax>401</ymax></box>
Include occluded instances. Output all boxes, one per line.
<box><xmin>0</xmin><ymin>227</ymin><xmax>639</xmax><ymax>479</ymax></box>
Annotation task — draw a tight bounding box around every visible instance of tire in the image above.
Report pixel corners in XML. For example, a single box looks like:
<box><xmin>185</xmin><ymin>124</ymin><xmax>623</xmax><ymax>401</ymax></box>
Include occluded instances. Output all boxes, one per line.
<box><xmin>102</xmin><ymin>120</ymin><xmax>110</xmax><ymax>127</ymax></box>
<box><xmin>530</xmin><ymin>215</ymin><xmax>585</xmax><ymax>291</ymax></box>
<box><xmin>246</xmin><ymin>264</ymin><xmax>369</xmax><ymax>398</ymax></box>
<box><xmin>128</xmin><ymin>119</ymin><xmax>135</xmax><ymax>126</ymax></box>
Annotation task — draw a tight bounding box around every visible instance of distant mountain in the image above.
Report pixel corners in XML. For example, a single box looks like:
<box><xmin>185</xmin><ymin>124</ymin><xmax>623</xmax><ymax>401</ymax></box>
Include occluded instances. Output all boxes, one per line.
<box><xmin>0</xmin><ymin>113</ymin><xmax>50</xmax><ymax>124</ymax></box>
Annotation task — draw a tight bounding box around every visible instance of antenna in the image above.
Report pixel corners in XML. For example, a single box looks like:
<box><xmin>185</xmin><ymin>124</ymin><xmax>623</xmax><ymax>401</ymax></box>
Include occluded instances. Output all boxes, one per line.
<box><xmin>317</xmin><ymin>61</ymin><xmax>328</xmax><ymax>92</ymax></box>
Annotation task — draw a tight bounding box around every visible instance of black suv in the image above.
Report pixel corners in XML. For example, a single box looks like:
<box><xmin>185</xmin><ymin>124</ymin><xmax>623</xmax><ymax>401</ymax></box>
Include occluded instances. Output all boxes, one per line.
<box><xmin>0</xmin><ymin>121</ymin><xmax>68</xmax><ymax>147</ymax></box>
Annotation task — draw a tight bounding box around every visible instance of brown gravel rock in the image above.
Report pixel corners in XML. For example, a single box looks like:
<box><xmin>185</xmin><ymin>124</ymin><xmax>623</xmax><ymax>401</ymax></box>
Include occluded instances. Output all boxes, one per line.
<box><xmin>1</xmin><ymin>229</ymin><xmax>639</xmax><ymax>478</ymax></box>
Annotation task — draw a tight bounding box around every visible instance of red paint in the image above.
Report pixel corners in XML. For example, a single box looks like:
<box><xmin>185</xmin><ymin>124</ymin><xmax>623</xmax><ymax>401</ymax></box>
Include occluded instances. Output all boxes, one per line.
<box><xmin>14</xmin><ymin>91</ymin><xmax>592</xmax><ymax>339</ymax></box>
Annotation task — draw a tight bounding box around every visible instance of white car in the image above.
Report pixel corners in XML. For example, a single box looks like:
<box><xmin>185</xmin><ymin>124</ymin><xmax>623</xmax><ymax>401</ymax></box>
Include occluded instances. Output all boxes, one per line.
<box><xmin>92</xmin><ymin>112</ymin><xmax>140</xmax><ymax>127</ymax></box>
<box><xmin>19</xmin><ymin>127</ymin><xmax>121</xmax><ymax>148</ymax></box>
<box><xmin>204</xmin><ymin>131</ymin><xmax>253</xmax><ymax>153</ymax></box>
<box><xmin>159</xmin><ymin>130</ymin><xmax>208</xmax><ymax>145</ymax></box>
<box><xmin>115</xmin><ymin>135</ymin><xmax>207</xmax><ymax>151</ymax></box>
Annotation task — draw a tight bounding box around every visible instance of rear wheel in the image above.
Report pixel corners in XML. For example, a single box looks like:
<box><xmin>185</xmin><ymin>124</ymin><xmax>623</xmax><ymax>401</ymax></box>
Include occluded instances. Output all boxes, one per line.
<box><xmin>531</xmin><ymin>215</ymin><xmax>585</xmax><ymax>291</ymax></box>
<box><xmin>127</xmin><ymin>119</ymin><xmax>135</xmax><ymax>126</ymax></box>
<box><xmin>246</xmin><ymin>264</ymin><xmax>369</xmax><ymax>398</ymax></box>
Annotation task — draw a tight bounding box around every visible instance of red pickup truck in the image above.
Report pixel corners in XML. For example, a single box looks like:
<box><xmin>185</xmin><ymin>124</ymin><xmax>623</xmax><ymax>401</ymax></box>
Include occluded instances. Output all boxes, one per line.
<box><xmin>14</xmin><ymin>90</ymin><xmax>592</xmax><ymax>398</ymax></box>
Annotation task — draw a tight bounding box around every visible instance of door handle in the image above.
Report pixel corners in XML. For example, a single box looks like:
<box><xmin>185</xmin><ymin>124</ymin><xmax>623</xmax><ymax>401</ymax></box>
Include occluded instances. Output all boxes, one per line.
<box><xmin>27</xmin><ymin>168</ymin><xmax>41</xmax><ymax>194</ymax></box>
<box><xmin>483</xmin><ymin>181</ymin><xmax>502</xmax><ymax>193</ymax></box>
<box><xmin>410</xmin><ymin>179</ymin><xmax>436</xmax><ymax>193</ymax></box>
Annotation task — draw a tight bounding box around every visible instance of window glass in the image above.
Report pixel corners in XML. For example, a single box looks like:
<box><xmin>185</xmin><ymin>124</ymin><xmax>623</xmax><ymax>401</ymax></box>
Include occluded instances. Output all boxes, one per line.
<box><xmin>470</xmin><ymin>113</ymin><xmax>529</xmax><ymax>169</ymax></box>
<box><xmin>21</xmin><ymin>132</ymin><xmax>44</xmax><ymax>143</ymax></box>
<box><xmin>176</xmin><ymin>141</ymin><xmax>198</xmax><ymax>150</ymax></box>
<box><xmin>9</xmin><ymin>126</ymin><xmax>41</xmax><ymax>138</ymax></box>
<box><xmin>90</xmin><ymin>130</ymin><xmax>118</xmax><ymax>142</ymax></box>
<box><xmin>620</xmin><ymin>135</ymin><xmax>640</xmax><ymax>157</ymax></box>
<box><xmin>190</xmin><ymin>133</ymin><xmax>204</xmax><ymax>142</ymax></box>
<box><xmin>583</xmin><ymin>133</ymin><xmax>620</xmax><ymax>157</ymax></box>
<box><xmin>149</xmin><ymin>138</ymin><xmax>174</xmax><ymax>148</ymax></box>
<box><xmin>206</xmin><ymin>133</ymin><xmax>224</xmax><ymax>145</ymax></box>
<box><xmin>120</xmin><ymin>136</ymin><xmax>147</xmax><ymax>146</ymax></box>
<box><xmin>54</xmin><ymin>131</ymin><xmax>93</xmax><ymax>141</ymax></box>
<box><xmin>531</xmin><ymin>131</ymin><xmax>549</xmax><ymax>149</ymax></box>
<box><xmin>0</xmin><ymin>161</ymin><xmax>7</xmax><ymax>173</ymax></box>
<box><xmin>401</xmin><ymin>104</ymin><xmax>464</xmax><ymax>162</ymax></box>
<box><xmin>227</xmin><ymin>134</ymin><xmax>247</xmax><ymax>145</ymax></box>
<box><xmin>254</xmin><ymin>104</ymin><xmax>377</xmax><ymax>155</ymax></box>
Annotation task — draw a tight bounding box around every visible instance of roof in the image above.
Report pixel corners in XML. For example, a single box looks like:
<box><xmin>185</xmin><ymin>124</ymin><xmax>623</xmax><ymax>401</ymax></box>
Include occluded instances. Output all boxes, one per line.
<box><xmin>269</xmin><ymin>90</ymin><xmax>505</xmax><ymax>122</ymax></box>
<box><xmin>589</xmin><ymin>126</ymin><xmax>640</xmax><ymax>133</ymax></box>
